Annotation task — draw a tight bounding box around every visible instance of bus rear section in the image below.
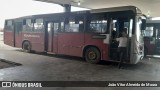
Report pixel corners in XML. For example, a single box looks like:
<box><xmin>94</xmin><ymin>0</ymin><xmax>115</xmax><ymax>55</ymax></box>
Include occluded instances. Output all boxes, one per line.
<box><xmin>4</xmin><ymin>19</ymin><xmax>24</xmax><ymax>48</ymax></box>
<box><xmin>4</xmin><ymin>20</ymin><xmax>15</xmax><ymax>47</ymax></box>
<box><xmin>4</xmin><ymin>18</ymin><xmax>45</xmax><ymax>52</ymax></box>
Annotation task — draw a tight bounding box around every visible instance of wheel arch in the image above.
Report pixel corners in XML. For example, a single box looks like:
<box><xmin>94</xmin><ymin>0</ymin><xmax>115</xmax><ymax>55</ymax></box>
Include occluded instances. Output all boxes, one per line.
<box><xmin>22</xmin><ymin>40</ymin><xmax>32</xmax><ymax>49</ymax></box>
<box><xmin>82</xmin><ymin>45</ymin><xmax>101</xmax><ymax>59</ymax></box>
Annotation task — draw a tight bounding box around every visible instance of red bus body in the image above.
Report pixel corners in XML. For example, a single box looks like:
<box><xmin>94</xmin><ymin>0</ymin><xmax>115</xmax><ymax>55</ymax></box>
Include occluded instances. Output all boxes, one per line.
<box><xmin>4</xmin><ymin>6</ymin><xmax>145</xmax><ymax>64</ymax></box>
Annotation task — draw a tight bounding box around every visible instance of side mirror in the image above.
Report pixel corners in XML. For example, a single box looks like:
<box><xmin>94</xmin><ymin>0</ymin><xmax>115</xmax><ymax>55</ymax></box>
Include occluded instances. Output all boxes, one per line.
<box><xmin>141</xmin><ymin>19</ymin><xmax>146</xmax><ymax>30</ymax></box>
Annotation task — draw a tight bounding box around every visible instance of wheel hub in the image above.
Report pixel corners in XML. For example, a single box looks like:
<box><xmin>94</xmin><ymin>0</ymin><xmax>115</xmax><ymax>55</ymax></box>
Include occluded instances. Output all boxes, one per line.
<box><xmin>88</xmin><ymin>51</ymin><xmax>96</xmax><ymax>60</ymax></box>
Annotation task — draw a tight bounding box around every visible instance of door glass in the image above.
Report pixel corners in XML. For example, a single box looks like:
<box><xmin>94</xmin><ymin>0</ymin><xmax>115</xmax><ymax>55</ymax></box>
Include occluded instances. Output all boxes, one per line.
<box><xmin>48</xmin><ymin>23</ymin><xmax>53</xmax><ymax>35</ymax></box>
<box><xmin>129</xmin><ymin>19</ymin><xmax>133</xmax><ymax>37</ymax></box>
<box><xmin>15</xmin><ymin>22</ymin><xmax>22</xmax><ymax>35</ymax></box>
<box><xmin>54</xmin><ymin>23</ymin><xmax>59</xmax><ymax>35</ymax></box>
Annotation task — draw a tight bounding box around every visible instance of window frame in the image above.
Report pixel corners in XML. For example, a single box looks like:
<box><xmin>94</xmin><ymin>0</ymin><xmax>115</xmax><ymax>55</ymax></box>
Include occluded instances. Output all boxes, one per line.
<box><xmin>24</xmin><ymin>19</ymin><xmax>34</xmax><ymax>32</ymax></box>
<box><xmin>64</xmin><ymin>14</ymin><xmax>85</xmax><ymax>33</ymax></box>
<box><xmin>4</xmin><ymin>20</ymin><xmax>14</xmax><ymax>31</ymax></box>
<box><xmin>33</xmin><ymin>18</ymin><xmax>44</xmax><ymax>32</ymax></box>
<box><xmin>86</xmin><ymin>13</ymin><xmax>108</xmax><ymax>34</ymax></box>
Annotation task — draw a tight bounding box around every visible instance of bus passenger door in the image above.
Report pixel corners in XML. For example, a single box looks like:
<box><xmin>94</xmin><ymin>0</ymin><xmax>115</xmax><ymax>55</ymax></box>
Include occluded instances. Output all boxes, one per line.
<box><xmin>14</xmin><ymin>22</ymin><xmax>22</xmax><ymax>48</ymax></box>
<box><xmin>109</xmin><ymin>19</ymin><xmax>119</xmax><ymax>60</ymax></box>
<box><xmin>46</xmin><ymin>22</ymin><xmax>59</xmax><ymax>53</ymax></box>
<box><xmin>109</xmin><ymin>18</ymin><xmax>130</xmax><ymax>61</ymax></box>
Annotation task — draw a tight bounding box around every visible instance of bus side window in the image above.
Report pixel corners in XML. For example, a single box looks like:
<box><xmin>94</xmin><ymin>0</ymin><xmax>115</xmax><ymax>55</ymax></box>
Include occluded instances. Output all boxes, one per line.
<box><xmin>34</xmin><ymin>19</ymin><xmax>44</xmax><ymax>32</ymax></box>
<box><xmin>64</xmin><ymin>16</ymin><xmax>84</xmax><ymax>32</ymax></box>
<box><xmin>24</xmin><ymin>19</ymin><xmax>33</xmax><ymax>32</ymax></box>
<box><xmin>6</xmin><ymin>20</ymin><xmax>12</xmax><ymax>26</ymax></box>
<box><xmin>5</xmin><ymin>20</ymin><xmax>13</xmax><ymax>31</ymax></box>
<box><xmin>89</xmin><ymin>14</ymin><xmax>108</xmax><ymax>33</ymax></box>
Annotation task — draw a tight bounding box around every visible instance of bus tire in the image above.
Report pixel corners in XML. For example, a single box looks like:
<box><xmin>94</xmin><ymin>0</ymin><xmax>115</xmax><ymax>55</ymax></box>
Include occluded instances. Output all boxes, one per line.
<box><xmin>85</xmin><ymin>47</ymin><xmax>101</xmax><ymax>64</ymax></box>
<box><xmin>22</xmin><ymin>41</ymin><xmax>31</xmax><ymax>53</ymax></box>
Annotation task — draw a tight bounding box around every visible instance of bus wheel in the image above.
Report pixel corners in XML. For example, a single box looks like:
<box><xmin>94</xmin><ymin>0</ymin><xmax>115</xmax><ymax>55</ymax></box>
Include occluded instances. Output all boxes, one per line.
<box><xmin>85</xmin><ymin>47</ymin><xmax>101</xmax><ymax>64</ymax></box>
<box><xmin>23</xmin><ymin>41</ymin><xmax>31</xmax><ymax>53</ymax></box>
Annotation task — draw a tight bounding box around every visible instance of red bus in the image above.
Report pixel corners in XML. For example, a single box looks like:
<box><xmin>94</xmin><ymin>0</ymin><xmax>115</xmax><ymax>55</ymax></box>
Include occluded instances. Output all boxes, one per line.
<box><xmin>144</xmin><ymin>20</ymin><xmax>160</xmax><ymax>55</ymax></box>
<box><xmin>4</xmin><ymin>6</ymin><xmax>146</xmax><ymax>64</ymax></box>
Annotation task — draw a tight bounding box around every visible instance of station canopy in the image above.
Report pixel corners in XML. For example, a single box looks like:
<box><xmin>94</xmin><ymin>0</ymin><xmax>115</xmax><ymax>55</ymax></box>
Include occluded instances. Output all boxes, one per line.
<box><xmin>35</xmin><ymin>0</ymin><xmax>160</xmax><ymax>18</ymax></box>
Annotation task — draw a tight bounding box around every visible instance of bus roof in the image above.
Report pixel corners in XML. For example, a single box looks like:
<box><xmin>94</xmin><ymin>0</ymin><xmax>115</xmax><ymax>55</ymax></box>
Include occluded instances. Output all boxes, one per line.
<box><xmin>6</xmin><ymin>6</ymin><xmax>141</xmax><ymax>20</ymax></box>
<box><xmin>90</xmin><ymin>6</ymin><xmax>141</xmax><ymax>14</ymax></box>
